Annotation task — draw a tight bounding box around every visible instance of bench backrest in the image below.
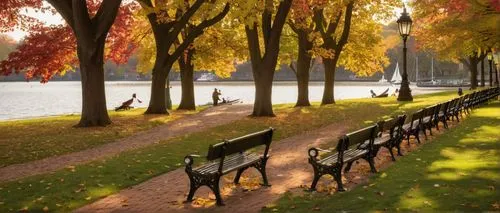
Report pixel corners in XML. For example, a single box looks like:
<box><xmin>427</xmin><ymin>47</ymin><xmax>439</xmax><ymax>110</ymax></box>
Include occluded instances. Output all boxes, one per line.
<box><xmin>206</xmin><ymin>128</ymin><xmax>274</xmax><ymax>161</ymax></box>
<box><xmin>408</xmin><ymin>109</ymin><xmax>424</xmax><ymax>129</ymax></box>
<box><xmin>440</xmin><ymin>101</ymin><xmax>450</xmax><ymax>113</ymax></box>
<box><xmin>336</xmin><ymin>125</ymin><xmax>378</xmax><ymax>163</ymax></box>
<box><xmin>432</xmin><ymin>103</ymin><xmax>442</xmax><ymax>119</ymax></box>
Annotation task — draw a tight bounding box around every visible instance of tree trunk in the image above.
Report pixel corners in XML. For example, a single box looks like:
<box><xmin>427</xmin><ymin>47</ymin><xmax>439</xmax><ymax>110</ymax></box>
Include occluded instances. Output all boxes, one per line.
<box><xmin>178</xmin><ymin>50</ymin><xmax>196</xmax><ymax>110</ymax></box>
<box><xmin>166</xmin><ymin>78</ymin><xmax>172</xmax><ymax>110</ymax></box>
<box><xmin>75</xmin><ymin>37</ymin><xmax>111</xmax><ymax>127</ymax></box>
<box><xmin>146</xmin><ymin>57</ymin><xmax>169</xmax><ymax>114</ymax></box>
<box><xmin>480</xmin><ymin>59</ymin><xmax>485</xmax><ymax>87</ymax></box>
<box><xmin>321</xmin><ymin>57</ymin><xmax>338</xmax><ymax>105</ymax></box>
<box><xmin>469</xmin><ymin>59</ymin><xmax>478</xmax><ymax>90</ymax></box>
<box><xmin>252</xmin><ymin>70</ymin><xmax>274</xmax><ymax>116</ymax></box>
<box><xmin>294</xmin><ymin>30</ymin><xmax>312</xmax><ymax>107</ymax></box>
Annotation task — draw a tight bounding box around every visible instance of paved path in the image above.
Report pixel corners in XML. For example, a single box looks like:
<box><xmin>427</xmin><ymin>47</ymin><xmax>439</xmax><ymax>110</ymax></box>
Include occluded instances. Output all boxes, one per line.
<box><xmin>77</xmin><ymin>118</ymin><xmax>458</xmax><ymax>213</ymax></box>
<box><xmin>0</xmin><ymin>105</ymin><xmax>252</xmax><ymax>182</ymax></box>
<box><xmin>75</xmin><ymin>119</ymin><xmax>354</xmax><ymax>213</ymax></box>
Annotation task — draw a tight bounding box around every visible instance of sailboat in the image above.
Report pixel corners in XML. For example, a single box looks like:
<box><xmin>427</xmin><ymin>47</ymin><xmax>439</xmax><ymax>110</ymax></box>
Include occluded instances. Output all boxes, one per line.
<box><xmin>391</xmin><ymin>62</ymin><xmax>403</xmax><ymax>85</ymax></box>
<box><xmin>378</xmin><ymin>73</ymin><xmax>388</xmax><ymax>83</ymax></box>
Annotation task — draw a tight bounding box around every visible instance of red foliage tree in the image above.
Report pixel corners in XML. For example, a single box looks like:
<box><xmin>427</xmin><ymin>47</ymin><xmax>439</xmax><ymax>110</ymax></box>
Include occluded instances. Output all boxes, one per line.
<box><xmin>0</xmin><ymin>0</ymin><xmax>138</xmax><ymax>127</ymax></box>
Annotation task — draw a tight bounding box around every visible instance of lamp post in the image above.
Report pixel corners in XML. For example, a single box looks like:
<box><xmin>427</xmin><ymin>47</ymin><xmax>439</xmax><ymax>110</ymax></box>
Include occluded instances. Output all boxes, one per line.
<box><xmin>494</xmin><ymin>51</ymin><xmax>500</xmax><ymax>87</ymax></box>
<box><xmin>488</xmin><ymin>52</ymin><xmax>493</xmax><ymax>86</ymax></box>
<box><xmin>397</xmin><ymin>6</ymin><xmax>413</xmax><ymax>101</ymax></box>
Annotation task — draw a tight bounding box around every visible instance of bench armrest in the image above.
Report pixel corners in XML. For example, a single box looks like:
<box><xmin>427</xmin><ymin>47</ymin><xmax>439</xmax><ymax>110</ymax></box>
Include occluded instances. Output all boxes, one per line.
<box><xmin>308</xmin><ymin>148</ymin><xmax>331</xmax><ymax>159</ymax></box>
<box><xmin>184</xmin><ymin>154</ymin><xmax>203</xmax><ymax>167</ymax></box>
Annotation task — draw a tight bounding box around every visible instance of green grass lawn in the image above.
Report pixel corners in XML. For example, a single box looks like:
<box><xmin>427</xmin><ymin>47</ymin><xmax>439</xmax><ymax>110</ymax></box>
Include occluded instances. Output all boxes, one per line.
<box><xmin>0</xmin><ymin>107</ymin><xmax>206</xmax><ymax>167</ymax></box>
<box><xmin>0</xmin><ymin>91</ymin><xmax>475</xmax><ymax>212</ymax></box>
<box><xmin>263</xmin><ymin>101</ymin><xmax>500</xmax><ymax>212</ymax></box>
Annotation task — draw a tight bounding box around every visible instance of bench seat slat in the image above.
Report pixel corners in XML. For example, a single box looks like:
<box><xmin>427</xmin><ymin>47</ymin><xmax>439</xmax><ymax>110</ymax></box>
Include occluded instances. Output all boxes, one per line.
<box><xmin>374</xmin><ymin>134</ymin><xmax>391</xmax><ymax>145</ymax></box>
<box><xmin>318</xmin><ymin>149</ymin><xmax>368</xmax><ymax>166</ymax></box>
<box><xmin>193</xmin><ymin>153</ymin><xmax>262</xmax><ymax>175</ymax></box>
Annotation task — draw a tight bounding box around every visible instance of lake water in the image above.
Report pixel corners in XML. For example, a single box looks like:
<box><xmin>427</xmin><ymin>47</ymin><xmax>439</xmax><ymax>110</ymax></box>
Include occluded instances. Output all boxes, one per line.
<box><xmin>0</xmin><ymin>81</ymin><xmax>454</xmax><ymax>120</ymax></box>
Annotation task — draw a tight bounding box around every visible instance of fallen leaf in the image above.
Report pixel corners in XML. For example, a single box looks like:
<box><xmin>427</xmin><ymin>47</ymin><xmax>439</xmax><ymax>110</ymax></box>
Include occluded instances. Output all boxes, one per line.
<box><xmin>85</xmin><ymin>196</ymin><xmax>92</xmax><ymax>200</ymax></box>
<box><xmin>313</xmin><ymin>206</ymin><xmax>321</xmax><ymax>211</ymax></box>
<box><xmin>43</xmin><ymin>206</ymin><xmax>49</xmax><ymax>212</ymax></box>
<box><xmin>434</xmin><ymin>184</ymin><xmax>440</xmax><ymax>188</ymax></box>
<box><xmin>491</xmin><ymin>202</ymin><xmax>500</xmax><ymax>210</ymax></box>
<box><xmin>377</xmin><ymin>191</ymin><xmax>385</xmax><ymax>196</ymax></box>
<box><xmin>423</xmin><ymin>201</ymin><xmax>432</xmax><ymax>206</ymax></box>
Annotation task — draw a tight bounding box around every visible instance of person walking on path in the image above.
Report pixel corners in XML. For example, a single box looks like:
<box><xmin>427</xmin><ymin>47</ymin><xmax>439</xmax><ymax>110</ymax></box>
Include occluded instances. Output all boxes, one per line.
<box><xmin>212</xmin><ymin>88</ymin><xmax>221</xmax><ymax>106</ymax></box>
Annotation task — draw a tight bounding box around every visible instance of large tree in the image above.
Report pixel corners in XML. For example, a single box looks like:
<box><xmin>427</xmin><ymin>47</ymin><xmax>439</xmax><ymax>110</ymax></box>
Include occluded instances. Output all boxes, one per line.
<box><xmin>0</xmin><ymin>0</ymin><xmax>137</xmax><ymax>127</ymax></box>
<box><xmin>137</xmin><ymin>0</ymin><xmax>230</xmax><ymax>114</ymax></box>
<box><xmin>413</xmin><ymin>0</ymin><xmax>499</xmax><ymax>89</ymax></box>
<box><xmin>233</xmin><ymin>0</ymin><xmax>293</xmax><ymax>116</ymax></box>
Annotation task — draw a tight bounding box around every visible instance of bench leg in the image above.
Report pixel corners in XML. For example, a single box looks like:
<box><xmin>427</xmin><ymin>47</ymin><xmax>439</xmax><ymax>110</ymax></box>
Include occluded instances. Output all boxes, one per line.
<box><xmin>333</xmin><ymin>168</ymin><xmax>345</xmax><ymax>192</ymax></box>
<box><xmin>208</xmin><ymin>176</ymin><xmax>224</xmax><ymax>206</ymax></box>
<box><xmin>233</xmin><ymin>167</ymin><xmax>248</xmax><ymax>185</ymax></box>
<box><xmin>396</xmin><ymin>141</ymin><xmax>403</xmax><ymax>156</ymax></box>
<box><xmin>255</xmin><ymin>157</ymin><xmax>271</xmax><ymax>187</ymax></box>
<box><xmin>387</xmin><ymin>146</ymin><xmax>396</xmax><ymax>161</ymax></box>
<box><xmin>310</xmin><ymin>166</ymin><xmax>322</xmax><ymax>191</ymax></box>
<box><xmin>344</xmin><ymin>161</ymin><xmax>354</xmax><ymax>173</ymax></box>
<box><xmin>414</xmin><ymin>131</ymin><xmax>421</xmax><ymax>144</ymax></box>
<box><xmin>186</xmin><ymin>181</ymin><xmax>199</xmax><ymax>202</ymax></box>
<box><xmin>365</xmin><ymin>157</ymin><xmax>377</xmax><ymax>173</ymax></box>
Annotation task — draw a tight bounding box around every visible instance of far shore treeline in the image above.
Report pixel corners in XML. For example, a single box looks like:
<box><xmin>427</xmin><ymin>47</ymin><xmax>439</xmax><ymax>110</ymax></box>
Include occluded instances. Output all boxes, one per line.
<box><xmin>0</xmin><ymin>0</ymin><xmax>498</xmax><ymax>127</ymax></box>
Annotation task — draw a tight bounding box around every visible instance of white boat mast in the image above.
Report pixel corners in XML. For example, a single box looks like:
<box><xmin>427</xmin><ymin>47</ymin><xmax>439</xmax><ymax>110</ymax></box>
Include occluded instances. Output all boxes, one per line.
<box><xmin>416</xmin><ymin>56</ymin><xmax>419</xmax><ymax>82</ymax></box>
<box><xmin>431</xmin><ymin>57</ymin><xmax>435</xmax><ymax>82</ymax></box>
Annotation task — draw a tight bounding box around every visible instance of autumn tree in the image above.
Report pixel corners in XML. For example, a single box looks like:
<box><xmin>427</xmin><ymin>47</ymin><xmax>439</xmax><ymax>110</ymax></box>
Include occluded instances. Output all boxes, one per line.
<box><xmin>285</xmin><ymin>0</ymin><xmax>316</xmax><ymax>107</ymax></box>
<box><xmin>176</xmin><ymin>23</ymin><xmax>244</xmax><ymax>110</ymax></box>
<box><xmin>0</xmin><ymin>0</ymin><xmax>138</xmax><ymax>127</ymax></box>
<box><xmin>137</xmin><ymin>0</ymin><xmax>230</xmax><ymax>114</ymax></box>
<box><xmin>232</xmin><ymin>0</ymin><xmax>293</xmax><ymax>116</ymax></box>
<box><xmin>413</xmin><ymin>0</ymin><xmax>499</xmax><ymax>89</ymax></box>
<box><xmin>135</xmin><ymin>21</ymin><xmax>244</xmax><ymax>110</ymax></box>
<box><xmin>309</xmin><ymin>0</ymin><xmax>396</xmax><ymax>105</ymax></box>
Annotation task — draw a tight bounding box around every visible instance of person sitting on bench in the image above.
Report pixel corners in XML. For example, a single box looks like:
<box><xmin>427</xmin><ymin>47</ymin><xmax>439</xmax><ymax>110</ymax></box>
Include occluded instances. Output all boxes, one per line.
<box><xmin>115</xmin><ymin>93</ymin><xmax>142</xmax><ymax>111</ymax></box>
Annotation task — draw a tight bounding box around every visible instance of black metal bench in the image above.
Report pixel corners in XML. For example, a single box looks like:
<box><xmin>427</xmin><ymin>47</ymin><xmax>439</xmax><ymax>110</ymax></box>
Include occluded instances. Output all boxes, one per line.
<box><xmin>374</xmin><ymin>115</ymin><xmax>406</xmax><ymax>161</ymax></box>
<box><xmin>184</xmin><ymin>128</ymin><xmax>274</xmax><ymax>206</ymax></box>
<box><xmin>308</xmin><ymin>125</ymin><xmax>378</xmax><ymax>191</ymax></box>
<box><xmin>403</xmin><ymin>109</ymin><xmax>423</xmax><ymax>144</ymax></box>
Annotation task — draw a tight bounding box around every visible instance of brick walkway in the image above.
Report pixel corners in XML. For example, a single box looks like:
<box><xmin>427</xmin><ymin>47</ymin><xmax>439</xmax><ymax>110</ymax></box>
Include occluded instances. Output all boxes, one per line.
<box><xmin>75</xmin><ymin>120</ymin><xmax>353</xmax><ymax>213</ymax></box>
<box><xmin>77</xmin><ymin>119</ymin><xmax>456</xmax><ymax>213</ymax></box>
<box><xmin>0</xmin><ymin>104</ymin><xmax>252</xmax><ymax>182</ymax></box>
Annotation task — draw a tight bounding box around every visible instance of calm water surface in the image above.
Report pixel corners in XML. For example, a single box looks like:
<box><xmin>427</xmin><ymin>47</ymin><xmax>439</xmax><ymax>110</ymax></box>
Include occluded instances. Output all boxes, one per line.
<box><xmin>0</xmin><ymin>81</ymin><xmax>453</xmax><ymax>120</ymax></box>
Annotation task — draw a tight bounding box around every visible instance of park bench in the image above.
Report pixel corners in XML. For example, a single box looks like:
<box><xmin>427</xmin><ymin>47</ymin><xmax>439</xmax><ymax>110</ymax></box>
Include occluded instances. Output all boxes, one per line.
<box><xmin>374</xmin><ymin>115</ymin><xmax>406</xmax><ymax>161</ymax></box>
<box><xmin>183</xmin><ymin>128</ymin><xmax>274</xmax><ymax>206</ymax></box>
<box><xmin>420</xmin><ymin>104</ymin><xmax>441</xmax><ymax>138</ymax></box>
<box><xmin>437</xmin><ymin>101</ymin><xmax>451</xmax><ymax>129</ymax></box>
<box><xmin>403</xmin><ymin>109</ymin><xmax>423</xmax><ymax>144</ymax></box>
<box><xmin>308</xmin><ymin>125</ymin><xmax>378</xmax><ymax>191</ymax></box>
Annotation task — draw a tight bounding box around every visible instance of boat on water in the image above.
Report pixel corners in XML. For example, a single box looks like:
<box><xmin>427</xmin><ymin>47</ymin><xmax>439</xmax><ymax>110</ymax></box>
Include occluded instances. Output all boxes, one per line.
<box><xmin>196</xmin><ymin>73</ymin><xmax>217</xmax><ymax>82</ymax></box>
<box><xmin>390</xmin><ymin>62</ymin><xmax>402</xmax><ymax>85</ymax></box>
<box><xmin>378</xmin><ymin>74</ymin><xmax>388</xmax><ymax>83</ymax></box>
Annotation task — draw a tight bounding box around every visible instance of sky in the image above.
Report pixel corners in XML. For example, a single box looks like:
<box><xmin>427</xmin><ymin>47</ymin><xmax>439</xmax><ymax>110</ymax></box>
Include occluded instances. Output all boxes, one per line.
<box><xmin>5</xmin><ymin>3</ymin><xmax>412</xmax><ymax>41</ymax></box>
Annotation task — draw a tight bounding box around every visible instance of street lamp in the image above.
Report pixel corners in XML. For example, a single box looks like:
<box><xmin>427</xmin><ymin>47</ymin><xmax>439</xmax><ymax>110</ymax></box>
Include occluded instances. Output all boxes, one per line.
<box><xmin>487</xmin><ymin>52</ymin><xmax>493</xmax><ymax>86</ymax></box>
<box><xmin>494</xmin><ymin>51</ymin><xmax>500</xmax><ymax>86</ymax></box>
<box><xmin>397</xmin><ymin>6</ymin><xmax>413</xmax><ymax>101</ymax></box>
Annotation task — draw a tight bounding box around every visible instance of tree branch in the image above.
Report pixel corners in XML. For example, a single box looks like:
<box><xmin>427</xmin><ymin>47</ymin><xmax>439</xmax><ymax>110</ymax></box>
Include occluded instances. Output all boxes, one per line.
<box><xmin>92</xmin><ymin>0</ymin><xmax>123</xmax><ymax>40</ymax></box>
<box><xmin>313</xmin><ymin>9</ymin><xmax>327</xmax><ymax>38</ymax></box>
<box><xmin>337</xmin><ymin>1</ymin><xmax>354</xmax><ymax>48</ymax></box>
<box><xmin>262</xmin><ymin>0</ymin><xmax>273</xmax><ymax>47</ymax></box>
<box><xmin>245</xmin><ymin>24</ymin><xmax>262</xmax><ymax>66</ymax></box>
<box><xmin>169</xmin><ymin>3</ymin><xmax>231</xmax><ymax>65</ymax></box>
<box><xmin>46</xmin><ymin>0</ymin><xmax>75</xmax><ymax>29</ymax></box>
<box><xmin>164</xmin><ymin>0</ymin><xmax>205</xmax><ymax>49</ymax></box>
<box><xmin>326</xmin><ymin>10</ymin><xmax>343</xmax><ymax>36</ymax></box>
<box><xmin>72</xmin><ymin>0</ymin><xmax>93</xmax><ymax>47</ymax></box>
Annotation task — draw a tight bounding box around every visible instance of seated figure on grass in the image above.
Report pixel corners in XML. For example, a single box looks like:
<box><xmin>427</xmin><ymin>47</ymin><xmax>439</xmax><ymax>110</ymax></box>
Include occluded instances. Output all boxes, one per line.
<box><xmin>115</xmin><ymin>93</ymin><xmax>142</xmax><ymax>111</ymax></box>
